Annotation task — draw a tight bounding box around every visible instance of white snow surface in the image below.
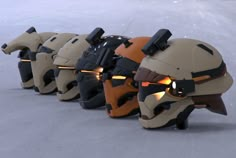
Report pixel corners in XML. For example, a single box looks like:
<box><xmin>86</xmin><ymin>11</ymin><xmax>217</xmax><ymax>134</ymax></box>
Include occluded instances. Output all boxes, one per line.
<box><xmin>0</xmin><ymin>0</ymin><xmax>236</xmax><ymax>158</ymax></box>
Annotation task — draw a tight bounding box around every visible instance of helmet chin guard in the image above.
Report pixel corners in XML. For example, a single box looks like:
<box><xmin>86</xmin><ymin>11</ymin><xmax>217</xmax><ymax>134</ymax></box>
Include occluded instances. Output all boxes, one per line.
<box><xmin>135</xmin><ymin>29</ymin><xmax>233</xmax><ymax>129</ymax></box>
<box><xmin>76</xmin><ymin>27</ymin><xmax>129</xmax><ymax>109</ymax></box>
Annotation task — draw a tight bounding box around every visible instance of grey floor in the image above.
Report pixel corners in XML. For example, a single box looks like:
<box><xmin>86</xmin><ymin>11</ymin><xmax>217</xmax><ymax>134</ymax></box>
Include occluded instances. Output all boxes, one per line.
<box><xmin>0</xmin><ymin>0</ymin><xmax>236</xmax><ymax>157</ymax></box>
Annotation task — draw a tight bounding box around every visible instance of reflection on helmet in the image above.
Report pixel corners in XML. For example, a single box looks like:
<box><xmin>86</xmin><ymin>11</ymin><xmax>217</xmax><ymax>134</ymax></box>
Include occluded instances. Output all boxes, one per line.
<box><xmin>134</xmin><ymin>29</ymin><xmax>233</xmax><ymax>129</ymax></box>
<box><xmin>100</xmin><ymin>37</ymin><xmax>150</xmax><ymax>118</ymax></box>
<box><xmin>53</xmin><ymin>35</ymin><xmax>90</xmax><ymax>101</ymax></box>
<box><xmin>76</xmin><ymin>28</ymin><xmax>129</xmax><ymax>109</ymax></box>
<box><xmin>30</xmin><ymin>33</ymin><xmax>77</xmax><ymax>94</ymax></box>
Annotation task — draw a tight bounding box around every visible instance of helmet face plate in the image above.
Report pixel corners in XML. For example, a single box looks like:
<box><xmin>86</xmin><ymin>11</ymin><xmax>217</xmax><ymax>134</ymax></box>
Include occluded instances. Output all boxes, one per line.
<box><xmin>135</xmin><ymin>34</ymin><xmax>233</xmax><ymax>129</ymax></box>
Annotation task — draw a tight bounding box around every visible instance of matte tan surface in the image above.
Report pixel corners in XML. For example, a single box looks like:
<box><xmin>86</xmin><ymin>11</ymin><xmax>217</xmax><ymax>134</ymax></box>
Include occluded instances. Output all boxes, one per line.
<box><xmin>2</xmin><ymin>31</ymin><xmax>56</xmax><ymax>54</ymax></box>
<box><xmin>53</xmin><ymin>35</ymin><xmax>90</xmax><ymax>101</ymax></box>
<box><xmin>1</xmin><ymin>28</ymin><xmax>56</xmax><ymax>88</ymax></box>
<box><xmin>139</xmin><ymin>97</ymin><xmax>194</xmax><ymax>128</ymax></box>
<box><xmin>20</xmin><ymin>78</ymin><xmax>34</xmax><ymax>88</ymax></box>
<box><xmin>54</xmin><ymin>35</ymin><xmax>89</xmax><ymax>66</ymax></box>
<box><xmin>135</xmin><ymin>38</ymin><xmax>233</xmax><ymax>128</ymax></box>
<box><xmin>32</xmin><ymin>33</ymin><xmax>77</xmax><ymax>94</ymax></box>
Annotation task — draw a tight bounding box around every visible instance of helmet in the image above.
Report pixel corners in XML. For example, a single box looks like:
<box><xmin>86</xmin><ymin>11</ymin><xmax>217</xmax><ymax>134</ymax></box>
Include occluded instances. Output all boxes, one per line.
<box><xmin>76</xmin><ymin>27</ymin><xmax>129</xmax><ymax>109</ymax></box>
<box><xmin>134</xmin><ymin>29</ymin><xmax>233</xmax><ymax>129</ymax></box>
<box><xmin>1</xmin><ymin>27</ymin><xmax>56</xmax><ymax>89</ymax></box>
<box><xmin>53</xmin><ymin>35</ymin><xmax>90</xmax><ymax>101</ymax></box>
<box><xmin>99</xmin><ymin>37</ymin><xmax>150</xmax><ymax>118</ymax></box>
<box><xmin>31</xmin><ymin>33</ymin><xmax>77</xmax><ymax>94</ymax></box>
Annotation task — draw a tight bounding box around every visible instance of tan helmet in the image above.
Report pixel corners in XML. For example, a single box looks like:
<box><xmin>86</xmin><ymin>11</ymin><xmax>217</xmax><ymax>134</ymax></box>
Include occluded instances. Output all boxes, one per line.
<box><xmin>134</xmin><ymin>29</ymin><xmax>233</xmax><ymax>129</ymax></box>
<box><xmin>32</xmin><ymin>33</ymin><xmax>77</xmax><ymax>94</ymax></box>
<box><xmin>1</xmin><ymin>27</ymin><xmax>56</xmax><ymax>88</ymax></box>
<box><xmin>53</xmin><ymin>35</ymin><xmax>90</xmax><ymax>101</ymax></box>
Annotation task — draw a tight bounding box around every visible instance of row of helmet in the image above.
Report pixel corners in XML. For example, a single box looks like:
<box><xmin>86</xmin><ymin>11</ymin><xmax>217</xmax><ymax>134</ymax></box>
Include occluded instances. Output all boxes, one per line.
<box><xmin>1</xmin><ymin>27</ymin><xmax>233</xmax><ymax>129</ymax></box>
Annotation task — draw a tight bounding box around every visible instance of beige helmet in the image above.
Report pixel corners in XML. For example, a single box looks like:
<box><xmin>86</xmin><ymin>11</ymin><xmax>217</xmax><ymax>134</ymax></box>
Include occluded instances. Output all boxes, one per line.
<box><xmin>1</xmin><ymin>27</ymin><xmax>56</xmax><ymax>88</ymax></box>
<box><xmin>32</xmin><ymin>33</ymin><xmax>77</xmax><ymax>94</ymax></box>
<box><xmin>134</xmin><ymin>29</ymin><xmax>233</xmax><ymax>129</ymax></box>
<box><xmin>53</xmin><ymin>35</ymin><xmax>90</xmax><ymax>101</ymax></box>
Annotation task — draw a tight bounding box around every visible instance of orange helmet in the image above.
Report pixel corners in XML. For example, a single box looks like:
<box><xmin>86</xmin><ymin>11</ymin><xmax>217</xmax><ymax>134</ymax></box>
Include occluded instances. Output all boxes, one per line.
<box><xmin>98</xmin><ymin>37</ymin><xmax>150</xmax><ymax>117</ymax></box>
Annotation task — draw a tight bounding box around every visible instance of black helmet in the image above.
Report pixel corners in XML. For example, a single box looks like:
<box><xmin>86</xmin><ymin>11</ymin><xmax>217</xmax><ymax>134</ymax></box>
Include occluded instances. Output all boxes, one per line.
<box><xmin>76</xmin><ymin>27</ymin><xmax>129</xmax><ymax>109</ymax></box>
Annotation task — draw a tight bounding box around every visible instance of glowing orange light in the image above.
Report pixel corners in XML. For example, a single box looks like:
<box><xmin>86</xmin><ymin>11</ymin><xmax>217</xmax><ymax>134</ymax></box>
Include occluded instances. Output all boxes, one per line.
<box><xmin>153</xmin><ymin>91</ymin><xmax>165</xmax><ymax>100</ymax></box>
<box><xmin>96</xmin><ymin>67</ymin><xmax>104</xmax><ymax>73</ymax></box>
<box><xmin>20</xmin><ymin>59</ymin><xmax>31</xmax><ymax>62</ymax></box>
<box><xmin>80</xmin><ymin>70</ymin><xmax>101</xmax><ymax>80</ymax></box>
<box><xmin>96</xmin><ymin>75</ymin><xmax>100</xmax><ymax>80</ymax></box>
<box><xmin>142</xmin><ymin>82</ymin><xmax>151</xmax><ymax>87</ymax></box>
<box><xmin>112</xmin><ymin>75</ymin><xmax>126</xmax><ymax>80</ymax></box>
<box><xmin>80</xmin><ymin>70</ymin><xmax>97</xmax><ymax>74</ymax></box>
<box><xmin>58</xmin><ymin>66</ymin><xmax>75</xmax><ymax>70</ymax></box>
<box><xmin>193</xmin><ymin>75</ymin><xmax>210</xmax><ymax>83</ymax></box>
<box><xmin>158</xmin><ymin>77</ymin><xmax>172</xmax><ymax>85</ymax></box>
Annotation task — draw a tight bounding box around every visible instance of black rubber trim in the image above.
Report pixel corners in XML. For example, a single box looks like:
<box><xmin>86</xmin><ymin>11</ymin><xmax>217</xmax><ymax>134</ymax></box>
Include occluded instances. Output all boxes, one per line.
<box><xmin>144</xmin><ymin>105</ymin><xmax>194</xmax><ymax>130</ymax></box>
<box><xmin>26</xmin><ymin>27</ymin><xmax>36</xmax><ymax>34</ymax></box>
<box><xmin>106</xmin><ymin>104</ymin><xmax>112</xmax><ymax>113</ymax></box>
<box><xmin>117</xmin><ymin>92</ymin><xmax>137</xmax><ymax>107</ymax></box>
<box><xmin>86</xmin><ymin>27</ymin><xmax>104</xmax><ymax>45</ymax></box>
<box><xmin>38</xmin><ymin>46</ymin><xmax>53</xmax><ymax>54</ymax></box>
<box><xmin>1</xmin><ymin>43</ymin><xmax>7</xmax><ymax>49</ymax></box>
<box><xmin>197</xmin><ymin>44</ymin><xmax>213</xmax><ymax>55</ymax></box>
<box><xmin>142</xmin><ymin>29</ymin><xmax>172</xmax><ymax>56</ymax></box>
<box><xmin>191</xmin><ymin>61</ymin><xmax>226</xmax><ymax>78</ymax></box>
<box><xmin>28</xmin><ymin>52</ymin><xmax>37</xmax><ymax>61</ymax></box>
<box><xmin>138</xmin><ymin>82</ymin><xmax>167</xmax><ymax>102</ymax></box>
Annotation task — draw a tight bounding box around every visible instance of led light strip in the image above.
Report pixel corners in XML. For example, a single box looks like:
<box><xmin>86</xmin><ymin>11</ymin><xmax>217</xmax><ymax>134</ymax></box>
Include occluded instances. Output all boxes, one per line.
<box><xmin>80</xmin><ymin>70</ymin><xmax>98</xmax><ymax>74</ymax></box>
<box><xmin>112</xmin><ymin>75</ymin><xmax>126</xmax><ymax>80</ymax></box>
<box><xmin>20</xmin><ymin>59</ymin><xmax>31</xmax><ymax>62</ymax></box>
<box><xmin>58</xmin><ymin>66</ymin><xmax>75</xmax><ymax>70</ymax></box>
